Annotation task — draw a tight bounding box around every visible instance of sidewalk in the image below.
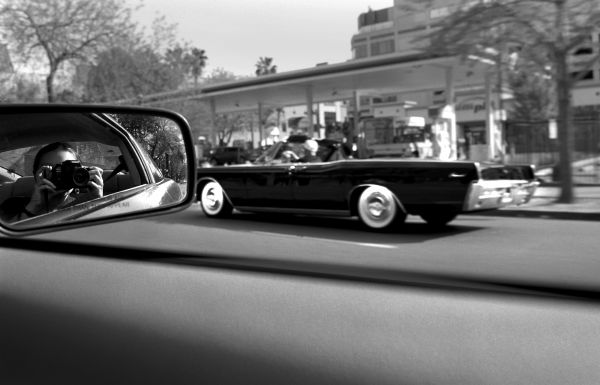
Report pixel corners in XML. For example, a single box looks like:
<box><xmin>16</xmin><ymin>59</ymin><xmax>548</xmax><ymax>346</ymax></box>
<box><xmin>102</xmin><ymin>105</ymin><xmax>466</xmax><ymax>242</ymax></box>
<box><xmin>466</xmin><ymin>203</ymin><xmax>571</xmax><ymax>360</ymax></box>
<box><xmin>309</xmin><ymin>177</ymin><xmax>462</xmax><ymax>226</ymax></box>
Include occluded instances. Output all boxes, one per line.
<box><xmin>483</xmin><ymin>185</ymin><xmax>600</xmax><ymax>220</ymax></box>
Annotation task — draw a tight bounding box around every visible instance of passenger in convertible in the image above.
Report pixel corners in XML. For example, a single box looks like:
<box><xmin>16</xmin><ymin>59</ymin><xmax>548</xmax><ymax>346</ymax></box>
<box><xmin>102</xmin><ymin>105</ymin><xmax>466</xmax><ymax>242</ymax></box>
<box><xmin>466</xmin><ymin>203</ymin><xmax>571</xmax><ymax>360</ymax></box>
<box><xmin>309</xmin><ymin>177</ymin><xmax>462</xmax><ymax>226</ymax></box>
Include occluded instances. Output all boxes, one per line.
<box><xmin>281</xmin><ymin>139</ymin><xmax>321</xmax><ymax>163</ymax></box>
<box><xmin>0</xmin><ymin>142</ymin><xmax>104</xmax><ymax>222</ymax></box>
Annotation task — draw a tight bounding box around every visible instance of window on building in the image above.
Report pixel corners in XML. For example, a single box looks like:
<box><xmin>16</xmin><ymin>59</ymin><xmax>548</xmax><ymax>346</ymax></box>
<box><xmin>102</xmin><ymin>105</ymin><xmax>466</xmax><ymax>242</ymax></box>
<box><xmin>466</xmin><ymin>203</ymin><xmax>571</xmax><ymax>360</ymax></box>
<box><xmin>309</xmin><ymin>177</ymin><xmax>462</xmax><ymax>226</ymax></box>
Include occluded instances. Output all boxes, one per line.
<box><xmin>571</xmin><ymin>70</ymin><xmax>594</xmax><ymax>81</ymax></box>
<box><xmin>353</xmin><ymin>45</ymin><xmax>368</xmax><ymax>59</ymax></box>
<box><xmin>358</xmin><ymin>8</ymin><xmax>390</xmax><ymax>28</ymax></box>
<box><xmin>324</xmin><ymin>112</ymin><xmax>336</xmax><ymax>126</ymax></box>
<box><xmin>372</xmin><ymin>95</ymin><xmax>398</xmax><ymax>104</ymax></box>
<box><xmin>573</xmin><ymin>35</ymin><xmax>594</xmax><ymax>56</ymax></box>
<box><xmin>574</xmin><ymin>47</ymin><xmax>593</xmax><ymax>55</ymax></box>
<box><xmin>430</xmin><ymin>7</ymin><xmax>449</xmax><ymax>19</ymax></box>
<box><xmin>370</xmin><ymin>39</ymin><xmax>395</xmax><ymax>56</ymax></box>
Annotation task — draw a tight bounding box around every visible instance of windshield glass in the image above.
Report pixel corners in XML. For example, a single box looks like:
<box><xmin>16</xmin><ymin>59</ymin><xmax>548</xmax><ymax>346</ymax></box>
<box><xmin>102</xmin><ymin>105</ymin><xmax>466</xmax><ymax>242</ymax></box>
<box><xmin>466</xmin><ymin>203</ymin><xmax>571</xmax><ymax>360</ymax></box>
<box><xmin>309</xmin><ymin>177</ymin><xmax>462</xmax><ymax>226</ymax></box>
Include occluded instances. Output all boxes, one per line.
<box><xmin>254</xmin><ymin>142</ymin><xmax>284</xmax><ymax>164</ymax></box>
<box><xmin>4</xmin><ymin>2</ymin><xmax>600</xmax><ymax>383</ymax></box>
<box><xmin>3</xmin><ymin>0</ymin><xmax>600</xmax><ymax>318</ymax></box>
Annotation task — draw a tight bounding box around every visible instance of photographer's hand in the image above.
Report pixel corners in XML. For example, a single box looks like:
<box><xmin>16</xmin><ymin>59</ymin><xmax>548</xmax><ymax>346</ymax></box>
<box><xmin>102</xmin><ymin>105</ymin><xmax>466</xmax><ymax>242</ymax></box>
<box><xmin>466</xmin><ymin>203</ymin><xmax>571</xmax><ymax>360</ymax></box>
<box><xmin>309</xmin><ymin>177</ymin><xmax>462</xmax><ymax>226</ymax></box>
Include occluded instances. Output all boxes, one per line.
<box><xmin>25</xmin><ymin>165</ymin><xmax>62</xmax><ymax>215</ymax></box>
<box><xmin>87</xmin><ymin>167</ymin><xmax>104</xmax><ymax>199</ymax></box>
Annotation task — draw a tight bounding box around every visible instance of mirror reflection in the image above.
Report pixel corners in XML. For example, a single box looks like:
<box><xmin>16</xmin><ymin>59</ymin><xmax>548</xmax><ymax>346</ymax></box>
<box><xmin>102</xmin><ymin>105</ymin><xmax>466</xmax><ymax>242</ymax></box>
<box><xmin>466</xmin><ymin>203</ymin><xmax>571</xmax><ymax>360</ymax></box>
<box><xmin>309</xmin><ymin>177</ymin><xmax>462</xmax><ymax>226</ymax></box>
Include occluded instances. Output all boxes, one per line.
<box><xmin>0</xmin><ymin>110</ymin><xmax>187</xmax><ymax>229</ymax></box>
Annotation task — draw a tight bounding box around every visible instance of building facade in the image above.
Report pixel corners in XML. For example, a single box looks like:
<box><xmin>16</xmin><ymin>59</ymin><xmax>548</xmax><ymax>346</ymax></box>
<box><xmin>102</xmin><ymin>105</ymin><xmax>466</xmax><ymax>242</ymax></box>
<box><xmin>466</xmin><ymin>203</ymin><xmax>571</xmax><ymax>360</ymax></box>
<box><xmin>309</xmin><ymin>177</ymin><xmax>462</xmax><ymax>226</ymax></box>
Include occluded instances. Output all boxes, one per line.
<box><xmin>350</xmin><ymin>0</ymin><xmax>505</xmax><ymax>161</ymax></box>
<box><xmin>350</xmin><ymin>0</ymin><xmax>600</xmax><ymax>162</ymax></box>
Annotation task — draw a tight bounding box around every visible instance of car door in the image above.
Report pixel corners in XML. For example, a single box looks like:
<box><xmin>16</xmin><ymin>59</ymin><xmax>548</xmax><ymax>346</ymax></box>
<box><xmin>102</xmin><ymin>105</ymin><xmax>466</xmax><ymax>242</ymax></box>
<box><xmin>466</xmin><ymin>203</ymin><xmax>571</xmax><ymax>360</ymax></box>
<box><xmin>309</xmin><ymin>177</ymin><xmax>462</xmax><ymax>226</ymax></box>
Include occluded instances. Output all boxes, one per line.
<box><xmin>242</xmin><ymin>163</ymin><xmax>296</xmax><ymax>209</ymax></box>
<box><xmin>289</xmin><ymin>161</ymin><xmax>351</xmax><ymax>212</ymax></box>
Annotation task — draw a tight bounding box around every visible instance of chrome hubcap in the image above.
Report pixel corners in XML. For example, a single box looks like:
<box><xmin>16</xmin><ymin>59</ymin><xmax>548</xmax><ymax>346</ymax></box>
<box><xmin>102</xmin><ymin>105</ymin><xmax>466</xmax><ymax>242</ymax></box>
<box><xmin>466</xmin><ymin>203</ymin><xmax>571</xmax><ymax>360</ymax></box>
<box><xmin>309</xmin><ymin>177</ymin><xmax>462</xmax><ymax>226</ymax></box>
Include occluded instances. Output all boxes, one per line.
<box><xmin>366</xmin><ymin>194</ymin><xmax>391</xmax><ymax>220</ymax></box>
<box><xmin>202</xmin><ymin>182</ymin><xmax>224</xmax><ymax>215</ymax></box>
<box><xmin>205</xmin><ymin>188</ymin><xmax>221</xmax><ymax>210</ymax></box>
<box><xmin>357</xmin><ymin>186</ymin><xmax>399</xmax><ymax>229</ymax></box>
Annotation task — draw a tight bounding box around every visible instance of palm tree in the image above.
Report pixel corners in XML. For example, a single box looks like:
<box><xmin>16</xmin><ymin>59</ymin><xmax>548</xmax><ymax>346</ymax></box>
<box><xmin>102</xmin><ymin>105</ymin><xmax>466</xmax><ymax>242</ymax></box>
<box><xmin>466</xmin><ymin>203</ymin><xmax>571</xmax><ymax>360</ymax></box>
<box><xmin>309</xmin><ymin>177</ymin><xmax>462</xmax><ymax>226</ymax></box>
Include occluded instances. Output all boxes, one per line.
<box><xmin>255</xmin><ymin>57</ymin><xmax>277</xmax><ymax>76</ymax></box>
<box><xmin>186</xmin><ymin>48</ymin><xmax>208</xmax><ymax>87</ymax></box>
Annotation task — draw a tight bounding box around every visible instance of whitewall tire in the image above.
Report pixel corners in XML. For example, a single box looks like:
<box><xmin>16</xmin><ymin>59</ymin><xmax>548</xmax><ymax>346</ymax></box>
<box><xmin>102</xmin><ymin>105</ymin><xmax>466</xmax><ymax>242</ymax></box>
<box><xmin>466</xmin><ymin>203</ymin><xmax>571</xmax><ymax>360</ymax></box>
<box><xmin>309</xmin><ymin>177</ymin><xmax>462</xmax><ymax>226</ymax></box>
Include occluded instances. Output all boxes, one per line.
<box><xmin>357</xmin><ymin>186</ymin><xmax>405</xmax><ymax>230</ymax></box>
<box><xmin>200</xmin><ymin>181</ymin><xmax>233</xmax><ymax>217</ymax></box>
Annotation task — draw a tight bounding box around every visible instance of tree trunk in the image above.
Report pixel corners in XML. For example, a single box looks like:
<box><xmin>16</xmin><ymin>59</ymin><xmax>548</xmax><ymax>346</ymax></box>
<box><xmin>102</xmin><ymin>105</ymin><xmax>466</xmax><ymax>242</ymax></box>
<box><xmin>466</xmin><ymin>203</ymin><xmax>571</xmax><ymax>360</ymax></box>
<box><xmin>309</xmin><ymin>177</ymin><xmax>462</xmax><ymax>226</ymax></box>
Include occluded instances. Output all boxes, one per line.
<box><xmin>556</xmin><ymin>55</ymin><xmax>574</xmax><ymax>203</ymax></box>
<box><xmin>250</xmin><ymin>118</ymin><xmax>255</xmax><ymax>148</ymax></box>
<box><xmin>46</xmin><ymin>70</ymin><xmax>56</xmax><ymax>103</ymax></box>
<box><xmin>276</xmin><ymin>109</ymin><xmax>281</xmax><ymax>128</ymax></box>
<box><xmin>554</xmin><ymin>0</ymin><xmax>574</xmax><ymax>204</ymax></box>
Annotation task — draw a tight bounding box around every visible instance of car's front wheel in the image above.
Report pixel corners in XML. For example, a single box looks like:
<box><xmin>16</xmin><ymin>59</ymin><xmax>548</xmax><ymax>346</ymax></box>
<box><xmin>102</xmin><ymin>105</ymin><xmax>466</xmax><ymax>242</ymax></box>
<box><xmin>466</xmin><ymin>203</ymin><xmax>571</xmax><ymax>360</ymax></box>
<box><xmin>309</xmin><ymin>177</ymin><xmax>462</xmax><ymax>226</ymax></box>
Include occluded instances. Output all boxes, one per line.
<box><xmin>199</xmin><ymin>181</ymin><xmax>233</xmax><ymax>217</ymax></box>
<box><xmin>356</xmin><ymin>186</ymin><xmax>406</xmax><ymax>230</ymax></box>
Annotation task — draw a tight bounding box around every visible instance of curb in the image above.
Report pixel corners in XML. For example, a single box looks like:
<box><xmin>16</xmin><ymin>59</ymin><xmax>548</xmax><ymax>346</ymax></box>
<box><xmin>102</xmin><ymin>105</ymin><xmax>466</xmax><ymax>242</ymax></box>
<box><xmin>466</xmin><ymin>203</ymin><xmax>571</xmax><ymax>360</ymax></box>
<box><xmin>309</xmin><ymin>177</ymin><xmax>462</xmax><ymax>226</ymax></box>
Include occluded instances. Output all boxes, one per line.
<box><xmin>477</xmin><ymin>209</ymin><xmax>600</xmax><ymax>221</ymax></box>
<box><xmin>538</xmin><ymin>182</ymin><xmax>600</xmax><ymax>187</ymax></box>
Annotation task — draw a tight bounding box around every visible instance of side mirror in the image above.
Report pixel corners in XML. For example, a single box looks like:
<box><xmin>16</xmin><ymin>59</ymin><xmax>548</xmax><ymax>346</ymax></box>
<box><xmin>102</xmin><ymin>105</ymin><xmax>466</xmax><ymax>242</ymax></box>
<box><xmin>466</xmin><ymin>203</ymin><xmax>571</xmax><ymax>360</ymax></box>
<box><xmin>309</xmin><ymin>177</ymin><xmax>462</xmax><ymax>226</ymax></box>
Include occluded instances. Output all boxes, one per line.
<box><xmin>0</xmin><ymin>105</ymin><xmax>195</xmax><ymax>235</ymax></box>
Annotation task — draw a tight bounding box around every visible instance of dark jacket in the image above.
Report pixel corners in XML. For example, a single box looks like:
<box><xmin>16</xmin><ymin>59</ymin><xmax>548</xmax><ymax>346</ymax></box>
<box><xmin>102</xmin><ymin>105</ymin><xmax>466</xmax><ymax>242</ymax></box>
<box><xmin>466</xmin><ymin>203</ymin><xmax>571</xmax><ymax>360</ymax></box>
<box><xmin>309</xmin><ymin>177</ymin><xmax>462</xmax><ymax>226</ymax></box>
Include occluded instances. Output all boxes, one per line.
<box><xmin>0</xmin><ymin>196</ymin><xmax>31</xmax><ymax>222</ymax></box>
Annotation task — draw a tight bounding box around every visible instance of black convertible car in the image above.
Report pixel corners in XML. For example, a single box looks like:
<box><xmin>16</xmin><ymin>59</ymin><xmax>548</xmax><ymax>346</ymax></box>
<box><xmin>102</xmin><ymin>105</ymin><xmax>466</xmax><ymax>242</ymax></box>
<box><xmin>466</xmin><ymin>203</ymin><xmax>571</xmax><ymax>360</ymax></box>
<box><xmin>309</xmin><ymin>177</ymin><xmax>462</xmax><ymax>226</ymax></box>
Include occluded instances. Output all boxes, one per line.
<box><xmin>197</xmin><ymin>135</ymin><xmax>539</xmax><ymax>230</ymax></box>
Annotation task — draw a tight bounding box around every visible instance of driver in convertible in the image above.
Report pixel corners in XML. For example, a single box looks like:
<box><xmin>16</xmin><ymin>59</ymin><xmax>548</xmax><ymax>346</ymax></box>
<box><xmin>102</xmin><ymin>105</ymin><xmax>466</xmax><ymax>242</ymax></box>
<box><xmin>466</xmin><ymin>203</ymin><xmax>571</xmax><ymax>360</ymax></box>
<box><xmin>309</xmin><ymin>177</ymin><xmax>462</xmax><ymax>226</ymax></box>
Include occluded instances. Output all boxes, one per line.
<box><xmin>282</xmin><ymin>139</ymin><xmax>321</xmax><ymax>163</ymax></box>
<box><xmin>0</xmin><ymin>142</ymin><xmax>104</xmax><ymax>222</ymax></box>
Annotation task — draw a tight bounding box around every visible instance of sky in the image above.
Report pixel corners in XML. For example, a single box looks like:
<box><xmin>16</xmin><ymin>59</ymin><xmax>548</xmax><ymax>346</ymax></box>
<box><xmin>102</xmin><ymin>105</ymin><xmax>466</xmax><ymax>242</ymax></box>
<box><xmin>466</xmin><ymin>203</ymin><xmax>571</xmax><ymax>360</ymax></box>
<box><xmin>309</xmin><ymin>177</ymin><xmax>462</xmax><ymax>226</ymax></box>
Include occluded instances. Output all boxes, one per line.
<box><xmin>132</xmin><ymin>0</ymin><xmax>392</xmax><ymax>77</ymax></box>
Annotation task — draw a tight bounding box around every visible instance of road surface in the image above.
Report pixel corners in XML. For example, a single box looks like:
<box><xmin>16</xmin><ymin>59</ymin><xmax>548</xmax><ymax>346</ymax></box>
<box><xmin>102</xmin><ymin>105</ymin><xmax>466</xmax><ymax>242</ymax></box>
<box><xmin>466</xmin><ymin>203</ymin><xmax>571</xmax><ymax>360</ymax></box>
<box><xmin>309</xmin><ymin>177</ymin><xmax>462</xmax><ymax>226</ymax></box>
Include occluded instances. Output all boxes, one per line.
<box><xmin>33</xmin><ymin>204</ymin><xmax>600</xmax><ymax>295</ymax></box>
<box><xmin>5</xmin><ymin>204</ymin><xmax>600</xmax><ymax>385</ymax></box>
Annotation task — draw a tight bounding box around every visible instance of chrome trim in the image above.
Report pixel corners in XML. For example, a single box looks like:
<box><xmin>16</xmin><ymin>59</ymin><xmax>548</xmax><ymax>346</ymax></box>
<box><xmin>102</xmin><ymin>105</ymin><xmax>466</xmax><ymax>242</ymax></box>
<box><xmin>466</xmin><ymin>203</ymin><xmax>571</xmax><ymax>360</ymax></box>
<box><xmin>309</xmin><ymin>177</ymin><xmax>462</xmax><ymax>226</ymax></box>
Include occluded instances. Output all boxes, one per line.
<box><xmin>463</xmin><ymin>180</ymin><xmax>515</xmax><ymax>211</ymax></box>
<box><xmin>235</xmin><ymin>206</ymin><xmax>350</xmax><ymax>217</ymax></box>
<box><xmin>463</xmin><ymin>178</ymin><xmax>540</xmax><ymax>211</ymax></box>
<box><xmin>510</xmin><ymin>180</ymin><xmax>540</xmax><ymax>205</ymax></box>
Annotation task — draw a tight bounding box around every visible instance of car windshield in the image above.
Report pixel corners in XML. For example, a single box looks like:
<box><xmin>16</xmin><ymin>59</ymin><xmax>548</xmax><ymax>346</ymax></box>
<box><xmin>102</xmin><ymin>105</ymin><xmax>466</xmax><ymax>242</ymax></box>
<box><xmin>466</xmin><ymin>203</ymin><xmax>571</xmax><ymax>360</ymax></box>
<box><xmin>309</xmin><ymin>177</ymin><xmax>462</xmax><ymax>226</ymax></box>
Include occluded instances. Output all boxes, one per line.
<box><xmin>4</xmin><ymin>1</ymin><xmax>600</xmax><ymax>384</ymax></box>
<box><xmin>1</xmin><ymin>0</ymin><xmax>597</xmax><ymax>282</ymax></box>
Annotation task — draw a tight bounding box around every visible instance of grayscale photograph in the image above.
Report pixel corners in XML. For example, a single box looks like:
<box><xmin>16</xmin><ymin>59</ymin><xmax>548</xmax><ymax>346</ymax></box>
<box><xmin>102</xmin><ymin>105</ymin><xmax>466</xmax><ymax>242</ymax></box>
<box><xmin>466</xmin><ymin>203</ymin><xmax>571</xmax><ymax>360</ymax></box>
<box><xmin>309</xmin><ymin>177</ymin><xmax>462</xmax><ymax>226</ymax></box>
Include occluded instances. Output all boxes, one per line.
<box><xmin>1</xmin><ymin>0</ymin><xmax>600</xmax><ymax>384</ymax></box>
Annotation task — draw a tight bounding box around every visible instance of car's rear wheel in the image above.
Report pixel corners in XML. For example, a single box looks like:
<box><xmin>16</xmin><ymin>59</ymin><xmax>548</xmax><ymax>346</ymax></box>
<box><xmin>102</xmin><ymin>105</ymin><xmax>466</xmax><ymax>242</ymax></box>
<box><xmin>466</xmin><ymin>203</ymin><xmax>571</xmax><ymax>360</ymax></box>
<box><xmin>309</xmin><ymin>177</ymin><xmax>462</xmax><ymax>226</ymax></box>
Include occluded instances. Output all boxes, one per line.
<box><xmin>357</xmin><ymin>186</ymin><xmax>405</xmax><ymax>230</ymax></box>
<box><xmin>200</xmin><ymin>181</ymin><xmax>233</xmax><ymax>217</ymax></box>
<box><xmin>420</xmin><ymin>211</ymin><xmax>457</xmax><ymax>227</ymax></box>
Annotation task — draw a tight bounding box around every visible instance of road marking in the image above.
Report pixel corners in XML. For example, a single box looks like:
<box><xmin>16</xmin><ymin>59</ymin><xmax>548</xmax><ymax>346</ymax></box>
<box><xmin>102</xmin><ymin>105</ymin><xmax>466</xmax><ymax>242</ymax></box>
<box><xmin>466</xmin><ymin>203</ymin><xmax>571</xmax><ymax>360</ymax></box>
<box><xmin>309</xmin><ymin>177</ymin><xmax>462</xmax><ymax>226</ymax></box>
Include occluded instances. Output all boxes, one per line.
<box><xmin>250</xmin><ymin>231</ymin><xmax>397</xmax><ymax>249</ymax></box>
<box><xmin>356</xmin><ymin>243</ymin><xmax>397</xmax><ymax>249</ymax></box>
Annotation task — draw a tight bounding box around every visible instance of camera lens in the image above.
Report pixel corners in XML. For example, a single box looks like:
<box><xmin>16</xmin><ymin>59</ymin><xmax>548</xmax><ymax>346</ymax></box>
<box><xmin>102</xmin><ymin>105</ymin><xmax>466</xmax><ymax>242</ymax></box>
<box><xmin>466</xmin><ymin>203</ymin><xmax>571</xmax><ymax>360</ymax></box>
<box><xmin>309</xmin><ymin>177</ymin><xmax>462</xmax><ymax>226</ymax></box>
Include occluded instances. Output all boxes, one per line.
<box><xmin>50</xmin><ymin>165</ymin><xmax>67</xmax><ymax>190</ymax></box>
<box><xmin>72</xmin><ymin>167</ymin><xmax>90</xmax><ymax>187</ymax></box>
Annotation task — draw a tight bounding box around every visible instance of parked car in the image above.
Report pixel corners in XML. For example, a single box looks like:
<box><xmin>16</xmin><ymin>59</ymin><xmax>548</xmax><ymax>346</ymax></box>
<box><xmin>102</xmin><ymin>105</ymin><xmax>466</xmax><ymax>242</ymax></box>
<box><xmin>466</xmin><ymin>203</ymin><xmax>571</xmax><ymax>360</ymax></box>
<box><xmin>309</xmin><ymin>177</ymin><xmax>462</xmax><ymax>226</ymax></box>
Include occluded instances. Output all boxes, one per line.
<box><xmin>196</xmin><ymin>135</ymin><xmax>539</xmax><ymax>230</ymax></box>
<box><xmin>245</xmin><ymin>145</ymin><xmax>270</xmax><ymax>162</ymax></box>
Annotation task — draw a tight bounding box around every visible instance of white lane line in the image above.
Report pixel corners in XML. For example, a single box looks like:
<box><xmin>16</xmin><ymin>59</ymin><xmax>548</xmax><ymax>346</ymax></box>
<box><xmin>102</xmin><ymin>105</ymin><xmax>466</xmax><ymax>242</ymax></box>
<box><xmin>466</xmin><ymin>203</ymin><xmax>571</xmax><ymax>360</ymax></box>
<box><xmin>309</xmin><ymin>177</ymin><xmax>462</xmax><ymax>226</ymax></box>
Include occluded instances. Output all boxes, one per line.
<box><xmin>250</xmin><ymin>231</ymin><xmax>397</xmax><ymax>249</ymax></box>
<box><xmin>357</xmin><ymin>243</ymin><xmax>397</xmax><ymax>249</ymax></box>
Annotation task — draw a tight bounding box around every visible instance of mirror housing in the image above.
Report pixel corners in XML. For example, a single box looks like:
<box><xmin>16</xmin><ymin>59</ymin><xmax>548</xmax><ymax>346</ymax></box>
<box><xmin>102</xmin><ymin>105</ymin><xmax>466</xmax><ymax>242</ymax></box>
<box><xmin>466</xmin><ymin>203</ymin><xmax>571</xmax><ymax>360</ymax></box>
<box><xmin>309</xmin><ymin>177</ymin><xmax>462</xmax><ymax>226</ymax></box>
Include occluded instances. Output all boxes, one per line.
<box><xmin>0</xmin><ymin>104</ymin><xmax>196</xmax><ymax>236</ymax></box>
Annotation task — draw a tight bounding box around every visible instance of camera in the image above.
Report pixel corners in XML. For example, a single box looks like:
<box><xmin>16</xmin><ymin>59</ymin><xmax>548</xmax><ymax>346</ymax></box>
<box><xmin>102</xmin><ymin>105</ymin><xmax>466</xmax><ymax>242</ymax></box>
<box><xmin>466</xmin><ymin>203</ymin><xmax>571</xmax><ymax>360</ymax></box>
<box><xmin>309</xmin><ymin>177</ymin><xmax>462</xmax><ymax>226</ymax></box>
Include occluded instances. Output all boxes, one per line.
<box><xmin>46</xmin><ymin>160</ymin><xmax>91</xmax><ymax>190</ymax></box>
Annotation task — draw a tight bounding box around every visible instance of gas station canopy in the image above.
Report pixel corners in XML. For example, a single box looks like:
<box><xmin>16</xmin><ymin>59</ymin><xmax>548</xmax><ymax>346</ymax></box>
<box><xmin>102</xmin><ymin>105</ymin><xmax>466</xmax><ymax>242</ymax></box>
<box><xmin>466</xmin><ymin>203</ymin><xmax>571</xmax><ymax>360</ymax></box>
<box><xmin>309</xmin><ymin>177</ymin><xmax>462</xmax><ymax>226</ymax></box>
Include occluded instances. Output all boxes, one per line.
<box><xmin>199</xmin><ymin>52</ymin><xmax>495</xmax><ymax>113</ymax></box>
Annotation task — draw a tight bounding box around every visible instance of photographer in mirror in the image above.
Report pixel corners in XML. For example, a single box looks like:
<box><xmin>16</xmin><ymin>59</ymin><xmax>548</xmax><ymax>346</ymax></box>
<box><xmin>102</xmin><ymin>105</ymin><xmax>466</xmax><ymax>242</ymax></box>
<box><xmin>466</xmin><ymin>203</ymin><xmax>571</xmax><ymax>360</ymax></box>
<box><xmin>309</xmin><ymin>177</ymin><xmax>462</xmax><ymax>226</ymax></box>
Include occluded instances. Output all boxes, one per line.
<box><xmin>0</xmin><ymin>142</ymin><xmax>104</xmax><ymax>222</ymax></box>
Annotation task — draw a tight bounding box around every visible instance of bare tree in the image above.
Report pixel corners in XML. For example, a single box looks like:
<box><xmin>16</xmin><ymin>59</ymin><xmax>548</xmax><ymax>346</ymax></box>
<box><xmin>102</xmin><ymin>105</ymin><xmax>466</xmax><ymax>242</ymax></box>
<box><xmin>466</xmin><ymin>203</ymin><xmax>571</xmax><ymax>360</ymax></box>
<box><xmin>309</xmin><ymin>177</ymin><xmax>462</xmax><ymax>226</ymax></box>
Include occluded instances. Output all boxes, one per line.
<box><xmin>214</xmin><ymin>113</ymin><xmax>248</xmax><ymax>147</ymax></box>
<box><xmin>413</xmin><ymin>0</ymin><xmax>600</xmax><ymax>203</ymax></box>
<box><xmin>85</xmin><ymin>46</ymin><xmax>182</xmax><ymax>103</ymax></box>
<box><xmin>0</xmin><ymin>0</ymin><xmax>136</xmax><ymax>102</ymax></box>
<box><xmin>508</xmin><ymin>64</ymin><xmax>555</xmax><ymax>122</ymax></box>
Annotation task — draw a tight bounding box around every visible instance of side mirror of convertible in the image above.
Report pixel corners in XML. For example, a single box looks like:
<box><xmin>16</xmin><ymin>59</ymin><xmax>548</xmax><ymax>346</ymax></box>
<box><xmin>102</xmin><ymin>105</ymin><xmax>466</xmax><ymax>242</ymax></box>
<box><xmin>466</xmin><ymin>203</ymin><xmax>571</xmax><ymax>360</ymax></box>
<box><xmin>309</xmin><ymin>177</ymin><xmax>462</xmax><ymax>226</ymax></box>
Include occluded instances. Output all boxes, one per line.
<box><xmin>0</xmin><ymin>105</ymin><xmax>196</xmax><ymax>235</ymax></box>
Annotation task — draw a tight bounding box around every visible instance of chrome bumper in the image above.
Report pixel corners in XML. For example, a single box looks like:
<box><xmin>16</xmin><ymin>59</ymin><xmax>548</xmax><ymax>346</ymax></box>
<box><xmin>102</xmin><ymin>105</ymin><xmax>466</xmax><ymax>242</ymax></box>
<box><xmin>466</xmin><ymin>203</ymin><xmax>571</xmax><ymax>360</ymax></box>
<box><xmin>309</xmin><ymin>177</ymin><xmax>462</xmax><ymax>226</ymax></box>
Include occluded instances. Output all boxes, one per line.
<box><xmin>463</xmin><ymin>180</ymin><xmax>539</xmax><ymax>212</ymax></box>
